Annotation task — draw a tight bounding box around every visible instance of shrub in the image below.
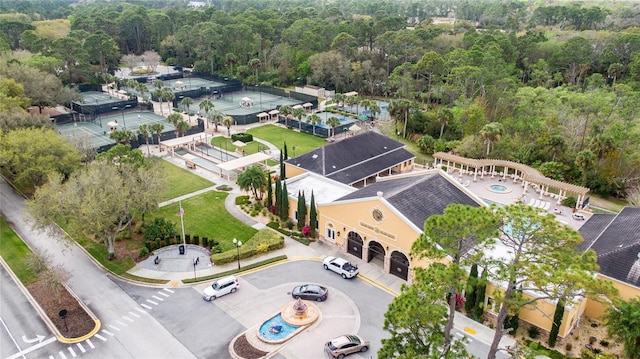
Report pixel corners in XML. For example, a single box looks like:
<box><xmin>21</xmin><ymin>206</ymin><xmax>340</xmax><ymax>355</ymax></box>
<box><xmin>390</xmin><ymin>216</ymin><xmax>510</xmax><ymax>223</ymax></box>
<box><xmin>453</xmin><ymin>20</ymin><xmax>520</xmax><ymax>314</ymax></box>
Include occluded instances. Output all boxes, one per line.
<box><xmin>250</xmin><ymin>210</ymin><xmax>259</xmax><ymax>217</ymax></box>
<box><xmin>599</xmin><ymin>340</ymin><xmax>609</xmax><ymax>347</ymax></box>
<box><xmin>267</xmin><ymin>221</ymin><xmax>279</xmax><ymax>229</ymax></box>
<box><xmin>528</xmin><ymin>326</ymin><xmax>540</xmax><ymax>339</ymax></box>
<box><xmin>235</xmin><ymin>195</ymin><xmax>250</xmax><ymax>205</ymax></box>
<box><xmin>203</xmin><ymin>237</ymin><xmax>209</xmax><ymax>247</ymax></box>
<box><xmin>185</xmin><ymin>234</ymin><xmax>191</xmax><ymax>244</ymax></box>
<box><xmin>256</xmin><ymin>243</ymin><xmax>269</xmax><ymax>253</ymax></box>
<box><xmin>142</xmin><ymin>218</ymin><xmax>178</xmax><ymax>242</ymax></box>
<box><xmin>231</xmin><ymin>133</ymin><xmax>253</xmax><ymax>142</ymax></box>
<box><xmin>216</xmin><ymin>185</ymin><xmax>232</xmax><ymax>191</ymax></box>
<box><xmin>193</xmin><ymin>235</ymin><xmax>199</xmax><ymax>246</ymax></box>
<box><xmin>145</xmin><ymin>241</ymin><xmax>151</xmax><ymax>251</ymax></box>
<box><xmin>562</xmin><ymin>195</ymin><xmax>577</xmax><ymax>208</ymax></box>
<box><xmin>139</xmin><ymin>247</ymin><xmax>149</xmax><ymax>257</ymax></box>
<box><xmin>210</xmin><ymin>229</ymin><xmax>284</xmax><ymax>264</ymax></box>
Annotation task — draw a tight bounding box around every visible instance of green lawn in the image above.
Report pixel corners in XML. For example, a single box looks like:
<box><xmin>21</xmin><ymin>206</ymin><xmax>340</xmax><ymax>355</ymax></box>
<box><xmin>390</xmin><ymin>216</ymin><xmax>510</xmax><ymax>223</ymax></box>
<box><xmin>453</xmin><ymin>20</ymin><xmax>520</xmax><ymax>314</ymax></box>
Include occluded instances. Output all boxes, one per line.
<box><xmin>246</xmin><ymin>125</ymin><xmax>327</xmax><ymax>155</ymax></box>
<box><xmin>159</xmin><ymin>160</ymin><xmax>215</xmax><ymax>201</ymax></box>
<box><xmin>0</xmin><ymin>217</ymin><xmax>39</xmax><ymax>284</ymax></box>
<box><xmin>149</xmin><ymin>191</ymin><xmax>257</xmax><ymax>250</ymax></box>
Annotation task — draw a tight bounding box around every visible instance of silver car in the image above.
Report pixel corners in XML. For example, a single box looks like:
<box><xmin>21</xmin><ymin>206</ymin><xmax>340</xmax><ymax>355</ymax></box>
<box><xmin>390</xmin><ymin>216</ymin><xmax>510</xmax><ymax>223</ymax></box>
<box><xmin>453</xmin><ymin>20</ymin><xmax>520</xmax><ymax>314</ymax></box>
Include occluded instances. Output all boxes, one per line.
<box><xmin>324</xmin><ymin>334</ymin><xmax>369</xmax><ymax>358</ymax></box>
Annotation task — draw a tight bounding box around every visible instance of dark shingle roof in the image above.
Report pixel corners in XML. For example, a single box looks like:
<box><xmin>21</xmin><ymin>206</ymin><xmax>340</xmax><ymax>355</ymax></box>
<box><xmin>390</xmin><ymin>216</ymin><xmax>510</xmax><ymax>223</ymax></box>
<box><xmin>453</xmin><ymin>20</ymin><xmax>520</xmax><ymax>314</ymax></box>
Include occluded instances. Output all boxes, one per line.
<box><xmin>577</xmin><ymin>213</ymin><xmax>615</xmax><ymax>253</ymax></box>
<box><xmin>336</xmin><ymin>173</ymin><xmax>481</xmax><ymax>229</ymax></box>
<box><xmin>286</xmin><ymin>131</ymin><xmax>414</xmax><ymax>185</ymax></box>
<box><xmin>585</xmin><ymin>207</ymin><xmax>640</xmax><ymax>287</ymax></box>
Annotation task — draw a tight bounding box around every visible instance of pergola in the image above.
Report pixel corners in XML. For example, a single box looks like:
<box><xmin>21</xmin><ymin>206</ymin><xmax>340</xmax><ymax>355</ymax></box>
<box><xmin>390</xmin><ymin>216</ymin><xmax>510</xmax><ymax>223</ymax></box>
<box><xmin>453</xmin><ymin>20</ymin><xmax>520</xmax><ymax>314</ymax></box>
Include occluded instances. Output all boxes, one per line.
<box><xmin>432</xmin><ymin>152</ymin><xmax>590</xmax><ymax>208</ymax></box>
<box><xmin>160</xmin><ymin>133</ymin><xmax>210</xmax><ymax>154</ymax></box>
<box><xmin>216</xmin><ymin>152</ymin><xmax>271</xmax><ymax>173</ymax></box>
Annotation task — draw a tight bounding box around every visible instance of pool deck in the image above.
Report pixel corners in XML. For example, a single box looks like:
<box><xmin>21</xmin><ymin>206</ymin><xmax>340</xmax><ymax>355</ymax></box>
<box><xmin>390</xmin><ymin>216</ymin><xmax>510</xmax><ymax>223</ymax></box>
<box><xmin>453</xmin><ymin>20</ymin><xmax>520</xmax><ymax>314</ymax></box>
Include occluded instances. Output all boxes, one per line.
<box><xmin>448</xmin><ymin>170</ymin><xmax>588</xmax><ymax>231</ymax></box>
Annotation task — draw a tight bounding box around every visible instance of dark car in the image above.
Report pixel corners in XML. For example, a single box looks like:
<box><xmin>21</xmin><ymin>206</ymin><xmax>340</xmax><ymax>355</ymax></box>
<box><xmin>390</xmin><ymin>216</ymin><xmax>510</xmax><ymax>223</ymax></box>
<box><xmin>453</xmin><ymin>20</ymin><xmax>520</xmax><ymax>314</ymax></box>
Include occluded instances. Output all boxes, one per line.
<box><xmin>291</xmin><ymin>284</ymin><xmax>328</xmax><ymax>302</ymax></box>
<box><xmin>324</xmin><ymin>334</ymin><xmax>369</xmax><ymax>358</ymax></box>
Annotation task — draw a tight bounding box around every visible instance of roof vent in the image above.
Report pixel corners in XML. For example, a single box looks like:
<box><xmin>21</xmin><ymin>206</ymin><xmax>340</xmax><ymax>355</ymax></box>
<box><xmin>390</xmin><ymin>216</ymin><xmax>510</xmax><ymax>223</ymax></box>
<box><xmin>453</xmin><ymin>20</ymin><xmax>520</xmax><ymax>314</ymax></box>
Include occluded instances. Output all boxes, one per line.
<box><xmin>312</xmin><ymin>154</ymin><xmax>318</xmax><ymax>159</ymax></box>
<box><xmin>377</xmin><ymin>191</ymin><xmax>383</xmax><ymax>197</ymax></box>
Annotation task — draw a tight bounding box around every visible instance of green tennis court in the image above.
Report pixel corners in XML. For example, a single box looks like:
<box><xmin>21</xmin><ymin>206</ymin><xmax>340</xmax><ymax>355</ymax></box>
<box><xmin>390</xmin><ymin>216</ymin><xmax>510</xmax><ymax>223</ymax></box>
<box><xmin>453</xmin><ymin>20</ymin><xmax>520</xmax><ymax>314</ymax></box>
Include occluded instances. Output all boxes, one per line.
<box><xmin>176</xmin><ymin>90</ymin><xmax>301</xmax><ymax>116</ymax></box>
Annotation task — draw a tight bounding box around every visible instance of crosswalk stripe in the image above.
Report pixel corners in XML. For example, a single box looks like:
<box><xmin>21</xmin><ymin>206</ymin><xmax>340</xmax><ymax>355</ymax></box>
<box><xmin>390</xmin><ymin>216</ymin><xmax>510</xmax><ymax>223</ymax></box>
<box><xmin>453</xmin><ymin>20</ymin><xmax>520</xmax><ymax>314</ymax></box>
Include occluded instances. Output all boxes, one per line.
<box><xmin>68</xmin><ymin>347</ymin><xmax>77</xmax><ymax>357</ymax></box>
<box><xmin>135</xmin><ymin>307</ymin><xmax>147</xmax><ymax>313</ymax></box>
<box><xmin>163</xmin><ymin>288</ymin><xmax>175</xmax><ymax>293</ymax></box>
<box><xmin>49</xmin><ymin>356</ymin><xmax>55</xmax><ymax>359</ymax></box>
<box><xmin>76</xmin><ymin>343</ymin><xmax>86</xmax><ymax>353</ymax></box>
<box><xmin>116</xmin><ymin>320</ymin><xmax>127</xmax><ymax>327</ymax></box>
<box><xmin>108</xmin><ymin>325</ymin><xmax>121</xmax><ymax>331</ymax></box>
<box><xmin>95</xmin><ymin>334</ymin><xmax>108</xmax><ymax>341</ymax></box>
<box><xmin>146</xmin><ymin>299</ymin><xmax>158</xmax><ymax>305</ymax></box>
<box><xmin>59</xmin><ymin>351</ymin><xmax>67</xmax><ymax>359</ymax></box>
<box><xmin>158</xmin><ymin>291</ymin><xmax>170</xmax><ymax>297</ymax></box>
<box><xmin>123</xmin><ymin>316</ymin><xmax>134</xmax><ymax>322</ymax></box>
<box><xmin>140</xmin><ymin>303</ymin><xmax>152</xmax><ymax>310</ymax></box>
<box><xmin>86</xmin><ymin>339</ymin><xmax>95</xmax><ymax>349</ymax></box>
<box><xmin>152</xmin><ymin>295</ymin><xmax>164</xmax><ymax>301</ymax></box>
<box><xmin>129</xmin><ymin>311</ymin><xmax>141</xmax><ymax>318</ymax></box>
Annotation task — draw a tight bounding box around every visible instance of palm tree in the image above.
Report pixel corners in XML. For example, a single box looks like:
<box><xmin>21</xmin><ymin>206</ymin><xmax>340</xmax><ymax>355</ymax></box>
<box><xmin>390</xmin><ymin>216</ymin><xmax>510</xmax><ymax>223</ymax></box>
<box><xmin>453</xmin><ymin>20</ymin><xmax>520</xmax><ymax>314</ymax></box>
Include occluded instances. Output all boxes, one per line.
<box><xmin>279</xmin><ymin>105</ymin><xmax>292</xmax><ymax>127</ymax></box>
<box><xmin>177</xmin><ymin>120</ymin><xmax>190</xmax><ymax>137</ymax></box>
<box><xmin>152</xmin><ymin>79</ymin><xmax>164</xmax><ymax>91</ymax></box>
<box><xmin>199</xmin><ymin>99</ymin><xmax>214</xmax><ymax>129</ymax></box>
<box><xmin>135</xmin><ymin>82</ymin><xmax>148</xmax><ymax>109</ymax></box>
<box><xmin>137</xmin><ymin>124</ymin><xmax>152</xmax><ymax>155</ymax></box>
<box><xmin>292</xmin><ymin>107</ymin><xmax>306</xmax><ymax>131</ymax></box>
<box><xmin>121</xmin><ymin>129</ymin><xmax>135</xmax><ymax>145</ymax></box>
<box><xmin>437</xmin><ymin>107</ymin><xmax>453</xmax><ymax>139</ymax></box>
<box><xmin>479</xmin><ymin>122</ymin><xmax>504</xmax><ymax>156</ymax></box>
<box><xmin>369</xmin><ymin>102</ymin><xmax>381</xmax><ymax>122</ymax></box>
<box><xmin>247</xmin><ymin>58</ymin><xmax>262</xmax><ymax>83</ymax></box>
<box><xmin>153</xmin><ymin>89</ymin><xmax>164</xmax><ymax>115</ymax></box>
<box><xmin>326</xmin><ymin>116</ymin><xmax>341</xmax><ymax>138</ymax></box>
<box><xmin>180</xmin><ymin>96</ymin><xmax>194</xmax><ymax>122</ymax></box>
<box><xmin>575</xmin><ymin>149</ymin><xmax>596</xmax><ymax>187</ymax></box>
<box><xmin>389</xmin><ymin>99</ymin><xmax>415</xmax><ymax>138</ymax></box>
<box><xmin>237</xmin><ymin>165</ymin><xmax>267</xmax><ymax>200</ymax></box>
<box><xmin>150</xmin><ymin>123</ymin><xmax>164</xmax><ymax>149</ymax></box>
<box><xmin>306</xmin><ymin>113</ymin><xmax>321</xmax><ymax>136</ymax></box>
<box><xmin>222</xmin><ymin>115</ymin><xmax>233</xmax><ymax>136</ymax></box>
<box><xmin>109</xmin><ymin>130</ymin><xmax>127</xmax><ymax>144</ymax></box>
<box><xmin>334</xmin><ymin>93</ymin><xmax>345</xmax><ymax>109</ymax></box>
<box><xmin>167</xmin><ymin>113</ymin><xmax>182</xmax><ymax>138</ymax></box>
<box><xmin>211</xmin><ymin>110</ymin><xmax>223</xmax><ymax>133</ymax></box>
<box><xmin>161</xmin><ymin>88</ymin><xmax>175</xmax><ymax>115</ymax></box>
<box><xmin>224</xmin><ymin>53</ymin><xmax>238</xmax><ymax>75</ymax></box>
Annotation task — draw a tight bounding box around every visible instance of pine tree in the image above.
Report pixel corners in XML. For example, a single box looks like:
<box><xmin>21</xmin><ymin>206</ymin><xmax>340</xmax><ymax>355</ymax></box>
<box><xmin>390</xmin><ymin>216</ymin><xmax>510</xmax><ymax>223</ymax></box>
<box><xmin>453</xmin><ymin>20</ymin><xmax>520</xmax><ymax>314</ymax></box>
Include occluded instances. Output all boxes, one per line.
<box><xmin>309</xmin><ymin>191</ymin><xmax>317</xmax><ymax>237</ymax></box>
<box><xmin>548</xmin><ymin>298</ymin><xmax>565</xmax><ymax>347</ymax></box>
<box><xmin>465</xmin><ymin>263</ymin><xmax>478</xmax><ymax>315</ymax></box>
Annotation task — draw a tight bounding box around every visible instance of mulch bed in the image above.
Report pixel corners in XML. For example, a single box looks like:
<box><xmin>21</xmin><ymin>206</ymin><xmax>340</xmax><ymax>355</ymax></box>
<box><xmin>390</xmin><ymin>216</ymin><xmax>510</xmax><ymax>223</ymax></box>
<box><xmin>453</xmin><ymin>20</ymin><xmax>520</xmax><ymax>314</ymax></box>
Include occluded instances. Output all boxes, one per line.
<box><xmin>26</xmin><ymin>280</ymin><xmax>95</xmax><ymax>338</ymax></box>
<box><xmin>233</xmin><ymin>334</ymin><xmax>268</xmax><ymax>359</ymax></box>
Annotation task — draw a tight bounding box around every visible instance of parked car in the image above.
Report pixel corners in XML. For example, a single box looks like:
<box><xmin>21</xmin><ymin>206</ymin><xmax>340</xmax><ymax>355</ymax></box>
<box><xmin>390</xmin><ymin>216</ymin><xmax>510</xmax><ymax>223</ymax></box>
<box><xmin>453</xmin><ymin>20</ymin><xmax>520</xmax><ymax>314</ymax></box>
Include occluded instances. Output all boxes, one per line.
<box><xmin>572</xmin><ymin>213</ymin><xmax>586</xmax><ymax>221</ymax></box>
<box><xmin>291</xmin><ymin>284</ymin><xmax>328</xmax><ymax>302</ymax></box>
<box><xmin>203</xmin><ymin>275</ymin><xmax>239</xmax><ymax>301</ymax></box>
<box><xmin>324</xmin><ymin>334</ymin><xmax>369</xmax><ymax>358</ymax></box>
<box><xmin>323</xmin><ymin>256</ymin><xmax>359</xmax><ymax>279</ymax></box>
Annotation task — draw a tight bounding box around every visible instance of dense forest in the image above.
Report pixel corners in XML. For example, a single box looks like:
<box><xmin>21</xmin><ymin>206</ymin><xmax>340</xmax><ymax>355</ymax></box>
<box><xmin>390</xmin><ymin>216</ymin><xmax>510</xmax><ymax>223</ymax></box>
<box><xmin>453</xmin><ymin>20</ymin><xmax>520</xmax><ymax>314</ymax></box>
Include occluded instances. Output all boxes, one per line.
<box><xmin>1</xmin><ymin>0</ymin><xmax>639</xmax><ymax>199</ymax></box>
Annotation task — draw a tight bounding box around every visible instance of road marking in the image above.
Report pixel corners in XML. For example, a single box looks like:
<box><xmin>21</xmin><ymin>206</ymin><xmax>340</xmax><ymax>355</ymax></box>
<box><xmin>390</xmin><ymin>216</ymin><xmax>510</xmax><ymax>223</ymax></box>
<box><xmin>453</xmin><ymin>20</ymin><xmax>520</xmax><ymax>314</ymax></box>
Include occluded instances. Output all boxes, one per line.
<box><xmin>152</xmin><ymin>295</ymin><xmax>164</xmax><ymax>301</ymax></box>
<box><xmin>128</xmin><ymin>311</ymin><xmax>141</xmax><ymax>318</ymax></box>
<box><xmin>140</xmin><ymin>303</ymin><xmax>152</xmax><ymax>310</ymax></box>
<box><xmin>116</xmin><ymin>320</ymin><xmax>127</xmax><ymax>327</ymax></box>
<box><xmin>146</xmin><ymin>299</ymin><xmax>158</xmax><ymax>305</ymax></box>
<box><xmin>76</xmin><ymin>342</ymin><xmax>86</xmax><ymax>353</ymax></box>
<box><xmin>4</xmin><ymin>337</ymin><xmax>57</xmax><ymax>359</ymax></box>
<box><xmin>163</xmin><ymin>288</ymin><xmax>175</xmax><ymax>293</ymax></box>
<box><xmin>59</xmin><ymin>350</ymin><xmax>67</xmax><ymax>359</ymax></box>
<box><xmin>49</xmin><ymin>356</ymin><xmax>54</xmax><ymax>359</ymax></box>
<box><xmin>158</xmin><ymin>291</ymin><xmax>170</xmax><ymax>297</ymax></box>
<box><xmin>0</xmin><ymin>316</ymin><xmax>22</xmax><ymax>353</ymax></box>
<box><xmin>123</xmin><ymin>316</ymin><xmax>134</xmax><ymax>322</ymax></box>
<box><xmin>86</xmin><ymin>339</ymin><xmax>95</xmax><ymax>349</ymax></box>
<box><xmin>463</xmin><ymin>327</ymin><xmax>477</xmax><ymax>335</ymax></box>
<box><xmin>95</xmin><ymin>334</ymin><xmax>108</xmax><ymax>341</ymax></box>
<box><xmin>135</xmin><ymin>307</ymin><xmax>147</xmax><ymax>314</ymax></box>
<box><xmin>102</xmin><ymin>329</ymin><xmax>114</xmax><ymax>336</ymax></box>
<box><xmin>67</xmin><ymin>346</ymin><xmax>77</xmax><ymax>357</ymax></box>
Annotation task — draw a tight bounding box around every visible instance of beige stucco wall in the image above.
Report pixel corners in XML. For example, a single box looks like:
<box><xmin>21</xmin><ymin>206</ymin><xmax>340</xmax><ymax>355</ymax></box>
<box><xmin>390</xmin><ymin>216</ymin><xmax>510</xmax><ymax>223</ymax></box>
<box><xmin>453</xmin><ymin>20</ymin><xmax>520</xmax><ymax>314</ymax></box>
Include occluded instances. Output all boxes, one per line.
<box><xmin>284</xmin><ymin>163</ymin><xmax>307</xmax><ymax>179</ymax></box>
<box><xmin>584</xmin><ymin>275</ymin><xmax>640</xmax><ymax>319</ymax></box>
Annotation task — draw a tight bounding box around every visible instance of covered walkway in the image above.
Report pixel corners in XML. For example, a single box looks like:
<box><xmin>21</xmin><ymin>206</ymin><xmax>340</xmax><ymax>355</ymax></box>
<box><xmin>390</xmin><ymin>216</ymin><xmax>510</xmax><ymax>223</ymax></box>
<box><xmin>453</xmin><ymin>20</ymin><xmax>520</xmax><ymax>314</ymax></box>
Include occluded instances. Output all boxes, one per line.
<box><xmin>433</xmin><ymin>152</ymin><xmax>590</xmax><ymax>208</ymax></box>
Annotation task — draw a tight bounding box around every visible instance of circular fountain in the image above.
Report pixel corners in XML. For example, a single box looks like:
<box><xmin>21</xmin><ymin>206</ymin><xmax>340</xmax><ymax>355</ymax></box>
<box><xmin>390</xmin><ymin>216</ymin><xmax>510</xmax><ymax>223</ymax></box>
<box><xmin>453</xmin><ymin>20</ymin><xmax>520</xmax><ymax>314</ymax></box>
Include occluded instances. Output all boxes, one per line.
<box><xmin>257</xmin><ymin>298</ymin><xmax>320</xmax><ymax>344</ymax></box>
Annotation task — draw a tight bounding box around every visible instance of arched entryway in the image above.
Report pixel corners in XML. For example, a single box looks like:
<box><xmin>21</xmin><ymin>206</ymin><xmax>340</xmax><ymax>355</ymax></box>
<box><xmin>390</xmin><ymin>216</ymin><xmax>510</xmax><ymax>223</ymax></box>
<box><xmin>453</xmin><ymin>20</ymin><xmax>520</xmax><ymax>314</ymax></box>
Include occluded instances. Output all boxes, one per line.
<box><xmin>346</xmin><ymin>231</ymin><xmax>363</xmax><ymax>259</ymax></box>
<box><xmin>366</xmin><ymin>241</ymin><xmax>386</xmax><ymax>268</ymax></box>
<box><xmin>389</xmin><ymin>251</ymin><xmax>409</xmax><ymax>281</ymax></box>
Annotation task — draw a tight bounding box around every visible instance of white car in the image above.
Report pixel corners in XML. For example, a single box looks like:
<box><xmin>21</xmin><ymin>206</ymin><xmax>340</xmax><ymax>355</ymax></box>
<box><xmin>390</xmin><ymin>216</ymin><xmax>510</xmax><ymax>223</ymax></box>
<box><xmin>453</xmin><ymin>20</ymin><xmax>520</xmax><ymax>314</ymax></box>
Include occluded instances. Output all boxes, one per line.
<box><xmin>203</xmin><ymin>275</ymin><xmax>239</xmax><ymax>301</ymax></box>
<box><xmin>323</xmin><ymin>256</ymin><xmax>359</xmax><ymax>279</ymax></box>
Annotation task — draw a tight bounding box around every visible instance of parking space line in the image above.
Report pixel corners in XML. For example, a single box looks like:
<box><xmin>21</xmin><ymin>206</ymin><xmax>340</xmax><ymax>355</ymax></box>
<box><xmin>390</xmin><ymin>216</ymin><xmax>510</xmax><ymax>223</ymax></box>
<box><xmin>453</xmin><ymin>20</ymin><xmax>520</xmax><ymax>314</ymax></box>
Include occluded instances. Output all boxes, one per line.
<box><xmin>128</xmin><ymin>311</ymin><xmax>140</xmax><ymax>318</ymax></box>
<box><xmin>151</xmin><ymin>295</ymin><xmax>164</xmax><ymax>301</ymax></box>
<box><xmin>123</xmin><ymin>316</ymin><xmax>134</xmax><ymax>322</ymax></box>
<box><xmin>95</xmin><ymin>333</ymin><xmax>108</xmax><ymax>341</ymax></box>
<box><xmin>67</xmin><ymin>346</ymin><xmax>77</xmax><ymax>357</ymax></box>
<box><xmin>163</xmin><ymin>288</ymin><xmax>174</xmax><ymax>293</ymax></box>
<box><xmin>108</xmin><ymin>325</ymin><xmax>121</xmax><ymax>332</ymax></box>
<box><xmin>86</xmin><ymin>339</ymin><xmax>95</xmax><ymax>349</ymax></box>
<box><xmin>140</xmin><ymin>303</ymin><xmax>152</xmax><ymax>309</ymax></box>
<box><xmin>146</xmin><ymin>299</ymin><xmax>158</xmax><ymax>305</ymax></box>
<box><xmin>59</xmin><ymin>350</ymin><xmax>67</xmax><ymax>359</ymax></box>
<box><xmin>49</xmin><ymin>355</ymin><xmax>54</xmax><ymax>359</ymax></box>
<box><xmin>76</xmin><ymin>342</ymin><xmax>86</xmax><ymax>353</ymax></box>
<box><xmin>116</xmin><ymin>320</ymin><xmax>127</xmax><ymax>327</ymax></box>
<box><xmin>158</xmin><ymin>291</ymin><xmax>170</xmax><ymax>297</ymax></box>
<box><xmin>135</xmin><ymin>307</ymin><xmax>147</xmax><ymax>314</ymax></box>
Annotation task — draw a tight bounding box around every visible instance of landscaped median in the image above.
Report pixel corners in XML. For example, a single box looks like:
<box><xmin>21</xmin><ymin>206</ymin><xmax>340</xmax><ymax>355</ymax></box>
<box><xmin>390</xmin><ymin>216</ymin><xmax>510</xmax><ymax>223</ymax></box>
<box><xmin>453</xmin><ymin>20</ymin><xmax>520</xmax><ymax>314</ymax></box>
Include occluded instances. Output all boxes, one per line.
<box><xmin>0</xmin><ymin>217</ymin><xmax>101</xmax><ymax>342</ymax></box>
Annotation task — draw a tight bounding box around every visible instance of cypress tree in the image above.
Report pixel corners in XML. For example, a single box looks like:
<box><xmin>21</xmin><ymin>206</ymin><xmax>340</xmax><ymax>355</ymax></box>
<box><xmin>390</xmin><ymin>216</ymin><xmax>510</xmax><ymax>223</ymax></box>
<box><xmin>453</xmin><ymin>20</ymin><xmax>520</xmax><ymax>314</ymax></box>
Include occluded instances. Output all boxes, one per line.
<box><xmin>548</xmin><ymin>298</ymin><xmax>565</xmax><ymax>347</ymax></box>
<box><xmin>465</xmin><ymin>263</ymin><xmax>479</xmax><ymax>315</ymax></box>
<box><xmin>275</xmin><ymin>179</ymin><xmax>282</xmax><ymax>216</ymax></box>
<box><xmin>266</xmin><ymin>172</ymin><xmax>273</xmax><ymax>209</ymax></box>
<box><xmin>281</xmin><ymin>181</ymin><xmax>289</xmax><ymax>220</ymax></box>
<box><xmin>309</xmin><ymin>191</ymin><xmax>317</xmax><ymax>237</ymax></box>
<box><xmin>298</xmin><ymin>192</ymin><xmax>307</xmax><ymax>230</ymax></box>
<box><xmin>283</xmin><ymin>141</ymin><xmax>288</xmax><ymax>159</ymax></box>
<box><xmin>279</xmin><ymin>150</ymin><xmax>285</xmax><ymax>180</ymax></box>
<box><xmin>474</xmin><ymin>268</ymin><xmax>488</xmax><ymax>319</ymax></box>
<box><xmin>296</xmin><ymin>191</ymin><xmax>303</xmax><ymax>229</ymax></box>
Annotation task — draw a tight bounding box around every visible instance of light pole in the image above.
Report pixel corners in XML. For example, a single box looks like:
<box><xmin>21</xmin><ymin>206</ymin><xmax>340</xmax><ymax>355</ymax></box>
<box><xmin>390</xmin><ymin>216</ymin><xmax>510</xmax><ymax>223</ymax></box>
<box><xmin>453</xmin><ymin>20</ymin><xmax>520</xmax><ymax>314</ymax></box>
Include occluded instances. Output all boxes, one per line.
<box><xmin>112</xmin><ymin>105</ymin><xmax>131</xmax><ymax>129</ymax></box>
<box><xmin>232</xmin><ymin>238</ymin><xmax>242</xmax><ymax>270</ymax></box>
<box><xmin>292</xmin><ymin>145</ymin><xmax>296</xmax><ymax>157</ymax></box>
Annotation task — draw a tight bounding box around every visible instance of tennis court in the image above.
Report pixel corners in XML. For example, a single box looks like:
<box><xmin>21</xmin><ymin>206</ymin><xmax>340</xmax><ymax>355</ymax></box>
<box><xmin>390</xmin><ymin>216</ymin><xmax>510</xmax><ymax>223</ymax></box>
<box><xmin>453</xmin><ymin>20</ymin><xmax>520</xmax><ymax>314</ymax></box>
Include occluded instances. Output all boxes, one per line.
<box><xmin>77</xmin><ymin>91</ymin><xmax>120</xmax><ymax>105</ymax></box>
<box><xmin>57</xmin><ymin>111</ymin><xmax>175</xmax><ymax>149</ymax></box>
<box><xmin>176</xmin><ymin>90</ymin><xmax>301</xmax><ymax>116</ymax></box>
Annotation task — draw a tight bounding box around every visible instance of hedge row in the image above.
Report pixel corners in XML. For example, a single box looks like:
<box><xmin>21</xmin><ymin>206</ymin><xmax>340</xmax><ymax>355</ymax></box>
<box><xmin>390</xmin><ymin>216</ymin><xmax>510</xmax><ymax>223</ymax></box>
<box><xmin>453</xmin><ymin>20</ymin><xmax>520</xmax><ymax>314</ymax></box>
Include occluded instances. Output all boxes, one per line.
<box><xmin>211</xmin><ymin>229</ymin><xmax>284</xmax><ymax>265</ymax></box>
<box><xmin>144</xmin><ymin>234</ymin><xmax>220</xmax><ymax>252</ymax></box>
<box><xmin>231</xmin><ymin>133</ymin><xmax>253</xmax><ymax>143</ymax></box>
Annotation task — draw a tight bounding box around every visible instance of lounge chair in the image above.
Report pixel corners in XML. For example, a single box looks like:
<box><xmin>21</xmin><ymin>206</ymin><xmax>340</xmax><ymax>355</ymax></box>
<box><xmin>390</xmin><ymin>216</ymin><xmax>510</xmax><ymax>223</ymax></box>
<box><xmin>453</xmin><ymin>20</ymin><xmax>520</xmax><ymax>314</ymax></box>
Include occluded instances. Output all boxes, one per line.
<box><xmin>543</xmin><ymin>202</ymin><xmax>551</xmax><ymax>210</ymax></box>
<box><xmin>533</xmin><ymin>199</ymin><xmax>541</xmax><ymax>208</ymax></box>
<box><xmin>527</xmin><ymin>198</ymin><xmax>535</xmax><ymax>206</ymax></box>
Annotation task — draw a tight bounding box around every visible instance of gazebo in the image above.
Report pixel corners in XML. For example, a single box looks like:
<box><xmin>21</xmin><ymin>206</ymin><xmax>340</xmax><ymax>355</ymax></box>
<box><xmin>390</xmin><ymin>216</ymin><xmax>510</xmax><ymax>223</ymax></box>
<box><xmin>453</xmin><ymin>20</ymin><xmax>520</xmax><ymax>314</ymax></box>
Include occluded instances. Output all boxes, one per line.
<box><xmin>268</xmin><ymin>109</ymin><xmax>279</xmax><ymax>121</ymax></box>
<box><xmin>256</xmin><ymin>112</ymin><xmax>269</xmax><ymax>123</ymax></box>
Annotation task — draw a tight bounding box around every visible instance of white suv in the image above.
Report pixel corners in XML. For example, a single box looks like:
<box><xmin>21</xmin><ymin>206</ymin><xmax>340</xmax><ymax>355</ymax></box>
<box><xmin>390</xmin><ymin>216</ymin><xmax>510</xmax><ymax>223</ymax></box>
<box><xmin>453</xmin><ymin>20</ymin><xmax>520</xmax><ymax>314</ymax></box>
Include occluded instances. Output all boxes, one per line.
<box><xmin>203</xmin><ymin>275</ymin><xmax>239</xmax><ymax>301</ymax></box>
<box><xmin>323</xmin><ymin>256</ymin><xmax>359</xmax><ymax>279</ymax></box>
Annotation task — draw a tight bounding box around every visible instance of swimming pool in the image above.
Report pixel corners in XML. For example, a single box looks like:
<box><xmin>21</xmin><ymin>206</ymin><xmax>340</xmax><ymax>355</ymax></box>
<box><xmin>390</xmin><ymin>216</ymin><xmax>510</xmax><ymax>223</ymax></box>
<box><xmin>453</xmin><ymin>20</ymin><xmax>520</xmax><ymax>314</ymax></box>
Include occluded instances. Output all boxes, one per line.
<box><xmin>486</xmin><ymin>184</ymin><xmax>512</xmax><ymax>194</ymax></box>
